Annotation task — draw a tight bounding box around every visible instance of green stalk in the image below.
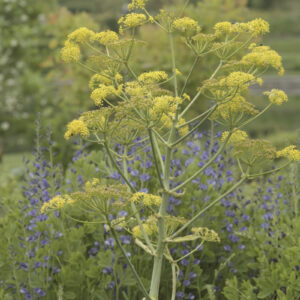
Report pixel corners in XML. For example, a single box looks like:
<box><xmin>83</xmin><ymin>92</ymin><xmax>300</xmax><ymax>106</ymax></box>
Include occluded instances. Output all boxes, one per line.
<box><xmin>123</xmin><ymin>146</ymin><xmax>155</xmax><ymax>254</ymax></box>
<box><xmin>148</xmin><ymin>129</ymin><xmax>165</xmax><ymax>189</ymax></box>
<box><xmin>180</xmin><ymin>56</ymin><xmax>199</xmax><ymax>96</ymax></box>
<box><xmin>170</xmin><ymin>131</ymin><xmax>232</xmax><ymax>192</ymax></box>
<box><xmin>149</xmin><ymin>32</ymin><xmax>178</xmax><ymax>300</ymax></box>
<box><xmin>108</xmin><ymin>218</ymin><xmax>151</xmax><ymax>300</ymax></box>
<box><xmin>180</xmin><ymin>60</ymin><xmax>223</xmax><ymax>118</ymax></box>
<box><xmin>170</xmin><ymin>177</ymin><xmax>246</xmax><ymax>239</ymax></box>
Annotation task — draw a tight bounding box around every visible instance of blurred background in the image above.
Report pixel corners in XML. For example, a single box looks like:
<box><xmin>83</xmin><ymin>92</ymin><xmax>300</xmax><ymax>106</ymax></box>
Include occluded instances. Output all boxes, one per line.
<box><xmin>1</xmin><ymin>0</ymin><xmax>299</xmax><ymax>177</ymax></box>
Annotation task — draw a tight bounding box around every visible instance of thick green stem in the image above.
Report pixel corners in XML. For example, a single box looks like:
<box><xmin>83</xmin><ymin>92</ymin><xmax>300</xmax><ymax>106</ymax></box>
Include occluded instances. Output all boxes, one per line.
<box><xmin>149</xmin><ymin>32</ymin><xmax>178</xmax><ymax>300</ymax></box>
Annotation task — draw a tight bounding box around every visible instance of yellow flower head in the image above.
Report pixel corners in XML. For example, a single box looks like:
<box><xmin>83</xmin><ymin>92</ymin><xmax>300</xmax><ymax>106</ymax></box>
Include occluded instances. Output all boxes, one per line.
<box><xmin>138</xmin><ymin>71</ymin><xmax>168</xmax><ymax>84</ymax></box>
<box><xmin>128</xmin><ymin>0</ymin><xmax>149</xmax><ymax>10</ymax></box>
<box><xmin>191</xmin><ymin>227</ymin><xmax>220</xmax><ymax>243</ymax></box>
<box><xmin>41</xmin><ymin>195</ymin><xmax>74</xmax><ymax>213</ymax></box>
<box><xmin>61</xmin><ymin>42</ymin><xmax>80</xmax><ymax>63</ymax></box>
<box><xmin>242</xmin><ymin>45</ymin><xmax>284</xmax><ymax>75</ymax></box>
<box><xmin>172</xmin><ymin>17</ymin><xmax>201</xmax><ymax>36</ymax></box>
<box><xmin>118</xmin><ymin>13</ymin><xmax>147</xmax><ymax>33</ymax></box>
<box><xmin>214</xmin><ymin>21</ymin><xmax>233</xmax><ymax>35</ymax></box>
<box><xmin>64</xmin><ymin>119</ymin><xmax>90</xmax><ymax>140</ymax></box>
<box><xmin>150</xmin><ymin>96</ymin><xmax>182</xmax><ymax>119</ymax></box>
<box><xmin>264</xmin><ymin>89</ymin><xmax>288</xmax><ymax>106</ymax></box>
<box><xmin>89</xmin><ymin>73</ymin><xmax>112</xmax><ymax>89</ymax></box>
<box><xmin>247</xmin><ymin>18</ymin><xmax>269</xmax><ymax>37</ymax></box>
<box><xmin>67</xmin><ymin>27</ymin><xmax>95</xmax><ymax>44</ymax></box>
<box><xmin>277</xmin><ymin>145</ymin><xmax>300</xmax><ymax>161</ymax></box>
<box><xmin>220</xmin><ymin>72</ymin><xmax>257</xmax><ymax>92</ymax></box>
<box><xmin>132</xmin><ymin>223</ymin><xmax>154</xmax><ymax>238</ymax></box>
<box><xmin>177</xmin><ymin>118</ymin><xmax>189</xmax><ymax>137</ymax></box>
<box><xmin>91</xmin><ymin>30</ymin><xmax>119</xmax><ymax>46</ymax></box>
<box><xmin>130</xmin><ymin>192</ymin><xmax>162</xmax><ymax>206</ymax></box>
<box><xmin>212</xmin><ymin>94</ymin><xmax>258</xmax><ymax>121</ymax></box>
<box><xmin>85</xmin><ymin>178</ymin><xmax>100</xmax><ymax>189</ymax></box>
<box><xmin>90</xmin><ymin>84</ymin><xmax>122</xmax><ymax>106</ymax></box>
<box><xmin>221</xmin><ymin>130</ymin><xmax>248</xmax><ymax>144</ymax></box>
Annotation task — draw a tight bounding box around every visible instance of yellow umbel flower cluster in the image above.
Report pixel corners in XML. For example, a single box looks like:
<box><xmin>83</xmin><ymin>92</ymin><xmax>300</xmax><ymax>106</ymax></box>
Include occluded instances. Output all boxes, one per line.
<box><xmin>128</xmin><ymin>0</ymin><xmax>149</xmax><ymax>10</ymax></box>
<box><xmin>277</xmin><ymin>145</ymin><xmax>300</xmax><ymax>161</ymax></box>
<box><xmin>191</xmin><ymin>227</ymin><xmax>220</xmax><ymax>243</ymax></box>
<box><xmin>172</xmin><ymin>17</ymin><xmax>201</xmax><ymax>36</ymax></box>
<box><xmin>211</xmin><ymin>95</ymin><xmax>258</xmax><ymax>122</ymax></box>
<box><xmin>118</xmin><ymin>13</ymin><xmax>147</xmax><ymax>34</ymax></box>
<box><xmin>138</xmin><ymin>71</ymin><xmax>168</xmax><ymax>84</ymax></box>
<box><xmin>247</xmin><ymin>18</ymin><xmax>270</xmax><ymax>37</ymax></box>
<box><xmin>132</xmin><ymin>223</ymin><xmax>155</xmax><ymax>239</ymax></box>
<box><xmin>130</xmin><ymin>192</ymin><xmax>162</xmax><ymax>206</ymax></box>
<box><xmin>234</xmin><ymin>139</ymin><xmax>277</xmax><ymax>162</ymax></box>
<box><xmin>214</xmin><ymin>21</ymin><xmax>234</xmax><ymax>35</ymax></box>
<box><xmin>91</xmin><ymin>30</ymin><xmax>119</xmax><ymax>46</ymax></box>
<box><xmin>177</xmin><ymin>118</ymin><xmax>189</xmax><ymax>137</ymax></box>
<box><xmin>125</xmin><ymin>81</ymin><xmax>148</xmax><ymax>98</ymax></box>
<box><xmin>150</xmin><ymin>96</ymin><xmax>182</xmax><ymax>118</ymax></box>
<box><xmin>41</xmin><ymin>195</ymin><xmax>74</xmax><ymax>213</ymax></box>
<box><xmin>68</xmin><ymin>27</ymin><xmax>95</xmax><ymax>44</ymax></box>
<box><xmin>264</xmin><ymin>89</ymin><xmax>288</xmax><ymax>106</ymax></box>
<box><xmin>220</xmin><ymin>72</ymin><xmax>257</xmax><ymax>91</ymax></box>
<box><xmin>242</xmin><ymin>45</ymin><xmax>284</xmax><ymax>75</ymax></box>
<box><xmin>80</xmin><ymin>109</ymin><xmax>109</xmax><ymax>132</ymax></box>
<box><xmin>89</xmin><ymin>73</ymin><xmax>112</xmax><ymax>89</ymax></box>
<box><xmin>85</xmin><ymin>178</ymin><xmax>100</xmax><ymax>189</ymax></box>
<box><xmin>61</xmin><ymin>41</ymin><xmax>81</xmax><ymax>63</ymax></box>
<box><xmin>90</xmin><ymin>84</ymin><xmax>122</xmax><ymax>106</ymax></box>
<box><xmin>64</xmin><ymin>119</ymin><xmax>90</xmax><ymax>140</ymax></box>
<box><xmin>222</xmin><ymin>130</ymin><xmax>248</xmax><ymax>144</ymax></box>
<box><xmin>214</xmin><ymin>19</ymin><xmax>269</xmax><ymax>37</ymax></box>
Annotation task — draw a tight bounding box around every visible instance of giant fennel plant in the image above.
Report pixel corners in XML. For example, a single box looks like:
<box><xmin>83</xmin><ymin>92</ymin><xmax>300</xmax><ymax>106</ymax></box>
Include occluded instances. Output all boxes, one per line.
<box><xmin>42</xmin><ymin>0</ymin><xmax>300</xmax><ymax>299</ymax></box>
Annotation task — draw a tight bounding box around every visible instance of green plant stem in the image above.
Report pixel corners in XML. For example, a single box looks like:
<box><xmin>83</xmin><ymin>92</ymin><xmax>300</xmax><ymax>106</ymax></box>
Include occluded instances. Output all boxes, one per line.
<box><xmin>172</xmin><ymin>105</ymin><xmax>217</xmax><ymax>147</ymax></box>
<box><xmin>247</xmin><ymin>162</ymin><xmax>291</xmax><ymax>179</ymax></box>
<box><xmin>174</xmin><ymin>241</ymin><xmax>204</xmax><ymax>263</ymax></box>
<box><xmin>177</xmin><ymin>105</ymin><xmax>216</xmax><ymax>128</ymax></box>
<box><xmin>148</xmin><ymin>129</ymin><xmax>164</xmax><ymax>189</ymax></box>
<box><xmin>170</xmin><ymin>131</ymin><xmax>232</xmax><ymax>192</ymax></box>
<box><xmin>108</xmin><ymin>219</ymin><xmax>151</xmax><ymax>300</ymax></box>
<box><xmin>149</xmin><ymin>32</ymin><xmax>178</xmax><ymax>300</ymax></box>
<box><xmin>171</xmin><ymin>263</ymin><xmax>177</xmax><ymax>300</ymax></box>
<box><xmin>123</xmin><ymin>146</ymin><xmax>155</xmax><ymax>254</ymax></box>
<box><xmin>180</xmin><ymin>56</ymin><xmax>199</xmax><ymax>96</ymax></box>
<box><xmin>104</xmin><ymin>142</ymin><xmax>136</xmax><ymax>192</ymax></box>
<box><xmin>171</xmin><ymin>177</ymin><xmax>246</xmax><ymax>239</ymax></box>
<box><xmin>169</xmin><ymin>32</ymin><xmax>178</xmax><ymax>97</ymax></box>
<box><xmin>238</xmin><ymin>103</ymin><xmax>272</xmax><ymax>129</ymax></box>
<box><xmin>180</xmin><ymin>60</ymin><xmax>223</xmax><ymax>118</ymax></box>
